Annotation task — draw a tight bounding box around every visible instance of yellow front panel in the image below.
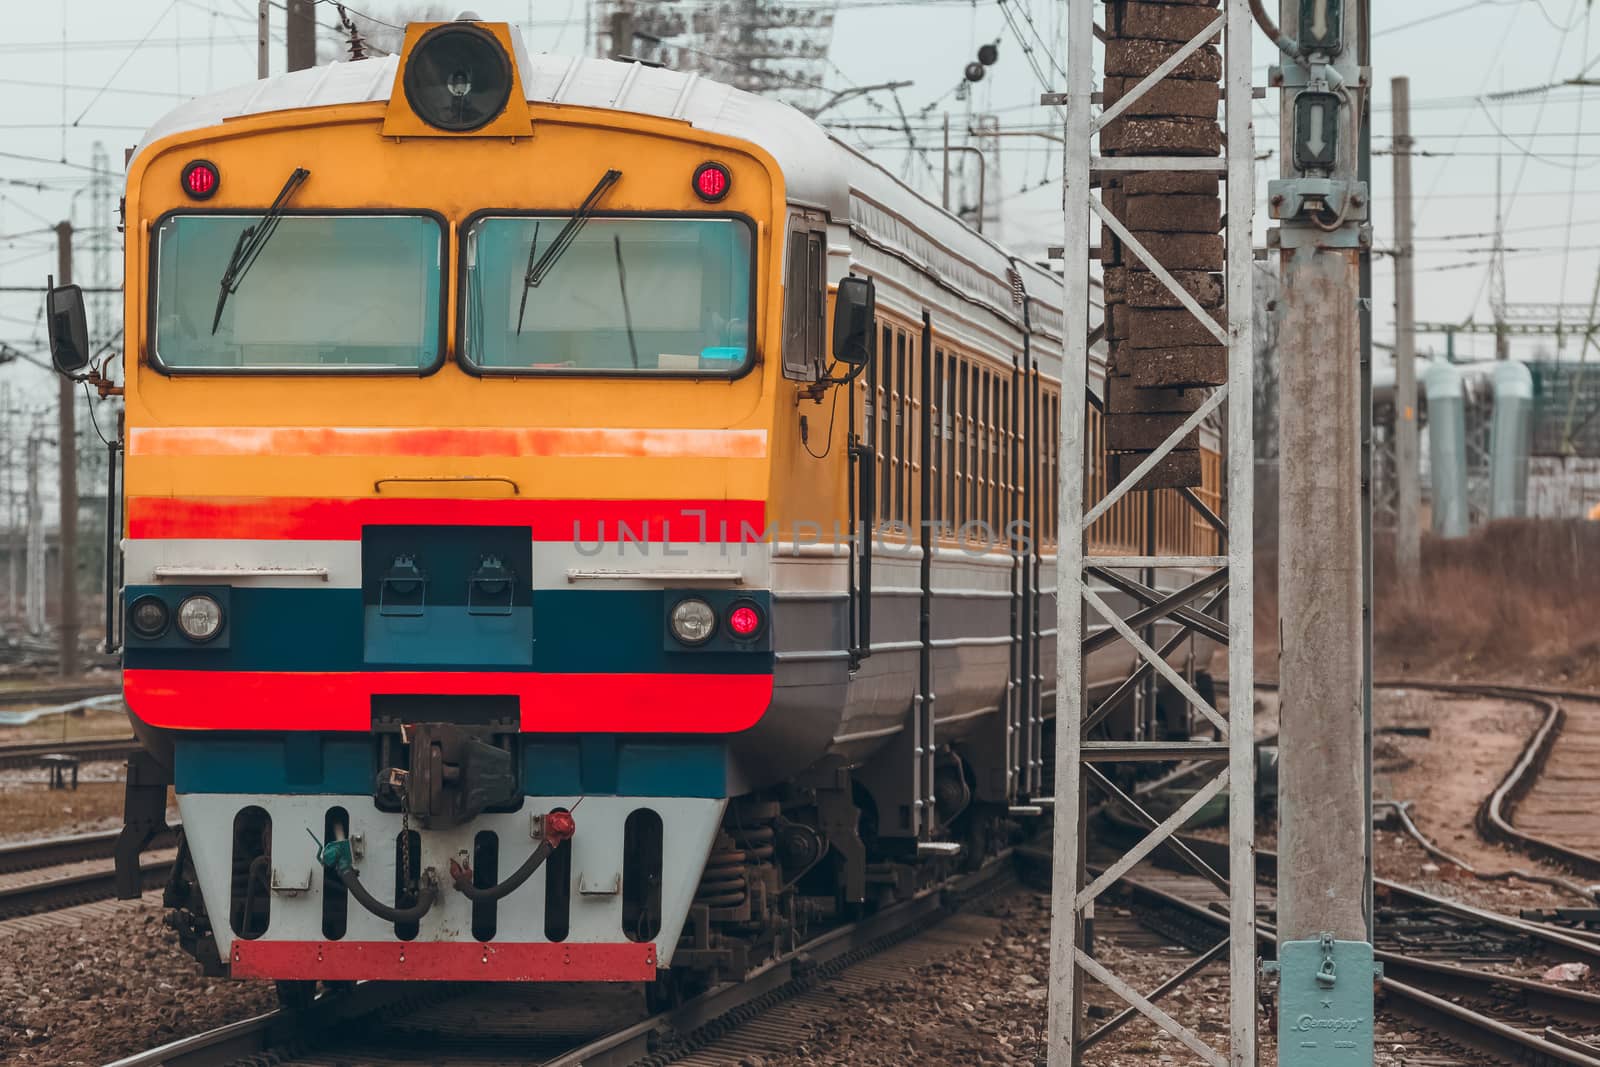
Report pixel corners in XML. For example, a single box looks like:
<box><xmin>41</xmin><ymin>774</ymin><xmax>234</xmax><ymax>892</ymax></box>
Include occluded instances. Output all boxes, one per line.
<box><xmin>124</xmin><ymin>104</ymin><xmax>783</xmax><ymax>503</ymax></box>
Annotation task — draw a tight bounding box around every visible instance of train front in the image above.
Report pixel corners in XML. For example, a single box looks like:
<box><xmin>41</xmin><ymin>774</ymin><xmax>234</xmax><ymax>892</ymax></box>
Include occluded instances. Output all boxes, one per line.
<box><xmin>117</xmin><ymin>23</ymin><xmax>778</xmax><ymax>984</ymax></box>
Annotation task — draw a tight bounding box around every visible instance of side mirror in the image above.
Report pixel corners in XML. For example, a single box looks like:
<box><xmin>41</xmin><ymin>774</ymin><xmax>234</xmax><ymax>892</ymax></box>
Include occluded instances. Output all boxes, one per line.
<box><xmin>831</xmin><ymin>275</ymin><xmax>875</xmax><ymax>367</ymax></box>
<box><xmin>45</xmin><ymin>279</ymin><xmax>91</xmax><ymax>378</ymax></box>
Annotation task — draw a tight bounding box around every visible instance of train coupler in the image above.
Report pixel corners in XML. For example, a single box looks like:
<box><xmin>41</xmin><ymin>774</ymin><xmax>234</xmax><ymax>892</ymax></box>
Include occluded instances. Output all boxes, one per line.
<box><xmin>377</xmin><ymin>722</ymin><xmax>519</xmax><ymax>830</ymax></box>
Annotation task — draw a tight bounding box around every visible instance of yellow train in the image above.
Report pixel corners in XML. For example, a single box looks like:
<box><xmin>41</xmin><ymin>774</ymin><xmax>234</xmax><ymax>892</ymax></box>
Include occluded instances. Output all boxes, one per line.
<box><xmin>46</xmin><ymin>20</ymin><xmax>1220</xmax><ymax>1001</ymax></box>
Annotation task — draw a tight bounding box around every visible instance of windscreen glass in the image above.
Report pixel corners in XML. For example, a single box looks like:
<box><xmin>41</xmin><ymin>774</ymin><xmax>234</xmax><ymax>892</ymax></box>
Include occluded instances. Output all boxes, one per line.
<box><xmin>463</xmin><ymin>216</ymin><xmax>753</xmax><ymax>374</ymax></box>
<box><xmin>153</xmin><ymin>214</ymin><xmax>443</xmax><ymax>371</ymax></box>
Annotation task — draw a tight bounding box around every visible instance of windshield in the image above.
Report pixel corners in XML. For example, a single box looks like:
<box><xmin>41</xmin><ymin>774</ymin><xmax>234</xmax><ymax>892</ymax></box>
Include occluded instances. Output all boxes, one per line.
<box><xmin>153</xmin><ymin>214</ymin><xmax>443</xmax><ymax>372</ymax></box>
<box><xmin>464</xmin><ymin>215</ymin><xmax>753</xmax><ymax>374</ymax></box>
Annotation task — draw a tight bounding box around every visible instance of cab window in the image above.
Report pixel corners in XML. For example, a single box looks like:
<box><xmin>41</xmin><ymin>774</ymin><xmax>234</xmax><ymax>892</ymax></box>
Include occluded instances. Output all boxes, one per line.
<box><xmin>152</xmin><ymin>213</ymin><xmax>444</xmax><ymax>372</ymax></box>
<box><xmin>462</xmin><ymin>215</ymin><xmax>754</xmax><ymax>375</ymax></box>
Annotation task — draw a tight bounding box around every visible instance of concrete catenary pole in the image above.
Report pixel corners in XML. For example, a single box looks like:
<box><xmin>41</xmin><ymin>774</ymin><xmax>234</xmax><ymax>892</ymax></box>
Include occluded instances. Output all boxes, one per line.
<box><xmin>1273</xmin><ymin>0</ymin><xmax>1373</xmax><ymax>1047</ymax></box>
<box><xmin>287</xmin><ymin>0</ymin><xmax>316</xmax><ymax>72</ymax></box>
<box><xmin>257</xmin><ymin>0</ymin><xmax>269</xmax><ymax>79</ymax></box>
<box><xmin>54</xmin><ymin>222</ymin><xmax>79</xmax><ymax>678</ymax></box>
<box><xmin>1392</xmin><ymin>77</ymin><xmax>1421</xmax><ymax>583</ymax></box>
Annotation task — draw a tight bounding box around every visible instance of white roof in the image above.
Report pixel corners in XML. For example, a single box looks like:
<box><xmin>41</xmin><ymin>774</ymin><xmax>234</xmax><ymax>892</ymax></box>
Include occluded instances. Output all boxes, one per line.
<box><xmin>134</xmin><ymin>46</ymin><xmax>1062</xmax><ymax>335</ymax></box>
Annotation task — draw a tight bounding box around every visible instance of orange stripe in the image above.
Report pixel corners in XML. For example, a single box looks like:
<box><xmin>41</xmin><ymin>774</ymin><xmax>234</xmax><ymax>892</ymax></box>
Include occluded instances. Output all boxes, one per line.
<box><xmin>127</xmin><ymin>426</ymin><xmax>769</xmax><ymax>459</ymax></box>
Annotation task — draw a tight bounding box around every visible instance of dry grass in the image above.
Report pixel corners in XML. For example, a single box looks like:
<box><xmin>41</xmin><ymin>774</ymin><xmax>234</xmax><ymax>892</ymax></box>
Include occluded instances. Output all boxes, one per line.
<box><xmin>1257</xmin><ymin>520</ymin><xmax>1600</xmax><ymax>684</ymax></box>
<box><xmin>1376</xmin><ymin>520</ymin><xmax>1600</xmax><ymax>683</ymax></box>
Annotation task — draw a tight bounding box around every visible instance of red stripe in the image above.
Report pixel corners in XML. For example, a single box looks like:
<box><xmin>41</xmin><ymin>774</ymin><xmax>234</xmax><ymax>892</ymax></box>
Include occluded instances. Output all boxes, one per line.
<box><xmin>126</xmin><ymin>497</ymin><xmax>766</xmax><ymax>542</ymax></box>
<box><xmin>230</xmin><ymin>939</ymin><xmax>656</xmax><ymax>982</ymax></box>
<box><xmin>123</xmin><ymin>669</ymin><xmax>772</xmax><ymax>732</ymax></box>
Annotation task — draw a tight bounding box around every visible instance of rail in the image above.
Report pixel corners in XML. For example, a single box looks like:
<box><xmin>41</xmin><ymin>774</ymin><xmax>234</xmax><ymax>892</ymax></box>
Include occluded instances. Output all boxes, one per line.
<box><xmin>0</xmin><ymin>735</ymin><xmax>137</xmax><ymax>771</ymax></box>
<box><xmin>0</xmin><ymin>825</ymin><xmax>178</xmax><ymax>876</ymax></box>
<box><xmin>100</xmin><ymin>849</ymin><xmax>1015</xmax><ymax>1067</ymax></box>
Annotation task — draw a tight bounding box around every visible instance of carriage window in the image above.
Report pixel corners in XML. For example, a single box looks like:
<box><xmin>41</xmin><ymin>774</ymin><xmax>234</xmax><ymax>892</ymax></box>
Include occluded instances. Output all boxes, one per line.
<box><xmin>153</xmin><ymin>214</ymin><xmax>443</xmax><ymax>372</ymax></box>
<box><xmin>463</xmin><ymin>215</ymin><xmax>753</xmax><ymax>375</ymax></box>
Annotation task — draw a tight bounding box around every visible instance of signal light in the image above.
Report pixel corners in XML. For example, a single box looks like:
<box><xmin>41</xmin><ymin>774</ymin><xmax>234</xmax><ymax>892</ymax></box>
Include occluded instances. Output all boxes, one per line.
<box><xmin>181</xmin><ymin>160</ymin><xmax>219</xmax><ymax>200</ymax></box>
<box><xmin>727</xmin><ymin>601</ymin><xmax>764</xmax><ymax>639</ymax></box>
<box><xmin>965</xmin><ymin>41</ymin><xmax>1000</xmax><ymax>83</ymax></box>
<box><xmin>693</xmin><ymin>162</ymin><xmax>731</xmax><ymax>203</ymax></box>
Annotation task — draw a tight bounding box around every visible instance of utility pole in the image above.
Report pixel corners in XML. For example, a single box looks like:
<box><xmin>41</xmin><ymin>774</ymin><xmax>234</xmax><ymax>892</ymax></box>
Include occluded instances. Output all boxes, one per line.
<box><xmin>286</xmin><ymin>0</ymin><xmax>316</xmax><ymax>72</ymax></box>
<box><xmin>1269</xmin><ymin>0</ymin><xmax>1378</xmax><ymax>1059</ymax></box>
<box><xmin>55</xmin><ymin>222</ymin><xmax>80</xmax><ymax>678</ymax></box>
<box><xmin>1392</xmin><ymin>77</ymin><xmax>1421</xmax><ymax>584</ymax></box>
<box><xmin>257</xmin><ymin>0</ymin><xmax>269</xmax><ymax>79</ymax></box>
<box><xmin>25</xmin><ymin>432</ymin><xmax>43</xmax><ymax>637</ymax></box>
<box><xmin>608</xmin><ymin>6</ymin><xmax>634</xmax><ymax>60</ymax></box>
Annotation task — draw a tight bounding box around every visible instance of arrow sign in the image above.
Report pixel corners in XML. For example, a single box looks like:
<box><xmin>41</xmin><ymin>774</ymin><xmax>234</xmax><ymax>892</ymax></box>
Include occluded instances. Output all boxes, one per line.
<box><xmin>1294</xmin><ymin>91</ymin><xmax>1340</xmax><ymax>169</ymax></box>
<box><xmin>1298</xmin><ymin>0</ymin><xmax>1342</xmax><ymax>52</ymax></box>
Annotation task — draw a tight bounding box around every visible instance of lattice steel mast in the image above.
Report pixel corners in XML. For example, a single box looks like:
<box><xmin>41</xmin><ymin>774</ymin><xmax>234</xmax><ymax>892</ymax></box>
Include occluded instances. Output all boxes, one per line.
<box><xmin>1047</xmin><ymin>1</ymin><xmax>1256</xmax><ymax>1063</ymax></box>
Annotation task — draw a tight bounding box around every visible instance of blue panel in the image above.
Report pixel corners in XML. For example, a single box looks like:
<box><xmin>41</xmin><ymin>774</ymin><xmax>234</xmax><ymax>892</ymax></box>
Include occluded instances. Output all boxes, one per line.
<box><xmin>177</xmin><ymin>735</ymin><xmax>725</xmax><ymax>798</ymax></box>
<box><xmin>522</xmin><ymin>741</ymin><xmax>583</xmax><ymax>795</ymax></box>
<box><xmin>363</xmin><ymin>605</ymin><xmax>533</xmax><ymax>666</ymax></box>
<box><xmin>123</xmin><ymin>585</ymin><xmax>773</xmax><ymax>675</ymax></box>
<box><xmin>618</xmin><ymin>742</ymin><xmax>727</xmax><ymax>798</ymax></box>
<box><xmin>175</xmin><ymin>737</ymin><xmax>373</xmax><ymax>795</ymax></box>
<box><xmin>519</xmin><ymin>739</ymin><xmax>725</xmax><ymax>798</ymax></box>
<box><xmin>580</xmin><ymin>736</ymin><xmax>620</xmax><ymax>794</ymax></box>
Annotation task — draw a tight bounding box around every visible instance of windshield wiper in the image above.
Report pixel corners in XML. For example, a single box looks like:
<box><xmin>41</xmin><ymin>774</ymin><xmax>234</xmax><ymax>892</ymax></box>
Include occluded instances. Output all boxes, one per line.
<box><xmin>211</xmin><ymin>167</ymin><xmax>310</xmax><ymax>335</ymax></box>
<box><xmin>516</xmin><ymin>168</ymin><xmax>622</xmax><ymax>335</ymax></box>
<box><xmin>613</xmin><ymin>234</ymin><xmax>641</xmax><ymax>370</ymax></box>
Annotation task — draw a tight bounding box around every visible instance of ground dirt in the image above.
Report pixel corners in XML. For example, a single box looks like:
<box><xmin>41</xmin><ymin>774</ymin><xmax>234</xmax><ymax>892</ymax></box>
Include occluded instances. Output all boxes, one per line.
<box><xmin>0</xmin><ymin>758</ymin><xmax>176</xmax><ymax>842</ymax></box>
<box><xmin>751</xmin><ymin>890</ymin><xmax>1453</xmax><ymax>1067</ymax></box>
<box><xmin>0</xmin><ymin>897</ymin><xmax>275</xmax><ymax>1066</ymax></box>
<box><xmin>0</xmin><ymin>703</ymin><xmax>130</xmax><ymax>744</ymax></box>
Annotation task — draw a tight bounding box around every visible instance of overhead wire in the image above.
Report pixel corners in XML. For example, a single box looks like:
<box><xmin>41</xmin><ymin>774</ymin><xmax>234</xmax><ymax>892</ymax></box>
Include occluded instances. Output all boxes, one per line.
<box><xmin>70</xmin><ymin>0</ymin><xmax>180</xmax><ymax>126</ymax></box>
<box><xmin>1557</xmin><ymin>4</ymin><xmax>1593</xmax><ymax>336</ymax></box>
<box><xmin>1453</xmin><ymin>0</ymin><xmax>1582</xmax><ymax>323</ymax></box>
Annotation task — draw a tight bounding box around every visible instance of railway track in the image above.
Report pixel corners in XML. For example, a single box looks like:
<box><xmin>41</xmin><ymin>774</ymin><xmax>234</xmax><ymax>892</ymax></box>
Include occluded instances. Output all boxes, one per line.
<box><xmin>1018</xmin><ymin>837</ymin><xmax>1600</xmax><ymax>1066</ymax></box>
<box><xmin>0</xmin><ymin>850</ymin><xmax>175</xmax><ymax>922</ymax></box>
<box><xmin>103</xmin><ymin>851</ymin><xmax>1016</xmax><ymax>1067</ymax></box>
<box><xmin>1038</xmin><ymin>677</ymin><xmax>1600</xmax><ymax>1064</ymax></box>
<box><xmin>0</xmin><ymin>681</ymin><xmax>120</xmax><ymax>708</ymax></box>
<box><xmin>0</xmin><ymin>734</ymin><xmax>137</xmax><ymax>770</ymax></box>
<box><xmin>0</xmin><ymin>825</ymin><xmax>178</xmax><ymax>876</ymax></box>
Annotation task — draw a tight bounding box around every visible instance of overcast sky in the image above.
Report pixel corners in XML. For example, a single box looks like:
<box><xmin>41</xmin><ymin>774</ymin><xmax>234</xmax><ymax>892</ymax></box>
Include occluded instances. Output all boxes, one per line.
<box><xmin>1</xmin><ymin>0</ymin><xmax>1597</xmax><ymax>407</ymax></box>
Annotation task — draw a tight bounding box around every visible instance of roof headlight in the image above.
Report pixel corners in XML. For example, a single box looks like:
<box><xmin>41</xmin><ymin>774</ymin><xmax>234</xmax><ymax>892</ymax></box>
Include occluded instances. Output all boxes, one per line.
<box><xmin>403</xmin><ymin>23</ymin><xmax>512</xmax><ymax>132</ymax></box>
<box><xmin>670</xmin><ymin>597</ymin><xmax>717</xmax><ymax>647</ymax></box>
<box><xmin>176</xmin><ymin>594</ymin><xmax>225</xmax><ymax>643</ymax></box>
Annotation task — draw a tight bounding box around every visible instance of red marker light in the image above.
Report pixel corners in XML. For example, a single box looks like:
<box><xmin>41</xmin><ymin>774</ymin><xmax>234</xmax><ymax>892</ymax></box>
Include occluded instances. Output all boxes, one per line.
<box><xmin>727</xmin><ymin>603</ymin><xmax>763</xmax><ymax>638</ymax></box>
<box><xmin>181</xmin><ymin>160</ymin><xmax>219</xmax><ymax>200</ymax></box>
<box><xmin>543</xmin><ymin>810</ymin><xmax>576</xmax><ymax>845</ymax></box>
<box><xmin>693</xmin><ymin>162</ymin><xmax>731</xmax><ymax>202</ymax></box>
